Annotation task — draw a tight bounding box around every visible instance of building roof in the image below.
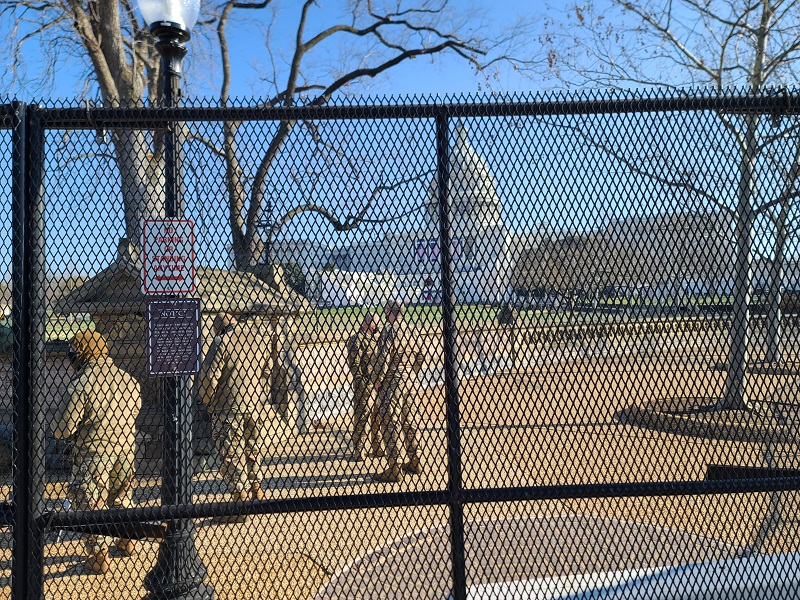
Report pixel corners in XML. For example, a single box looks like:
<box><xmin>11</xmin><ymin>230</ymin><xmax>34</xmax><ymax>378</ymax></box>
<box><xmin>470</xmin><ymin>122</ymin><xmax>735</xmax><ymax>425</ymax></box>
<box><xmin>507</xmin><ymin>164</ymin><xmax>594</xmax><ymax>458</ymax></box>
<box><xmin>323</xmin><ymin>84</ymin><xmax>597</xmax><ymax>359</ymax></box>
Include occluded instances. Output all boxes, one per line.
<box><xmin>55</xmin><ymin>239</ymin><xmax>311</xmax><ymax>316</ymax></box>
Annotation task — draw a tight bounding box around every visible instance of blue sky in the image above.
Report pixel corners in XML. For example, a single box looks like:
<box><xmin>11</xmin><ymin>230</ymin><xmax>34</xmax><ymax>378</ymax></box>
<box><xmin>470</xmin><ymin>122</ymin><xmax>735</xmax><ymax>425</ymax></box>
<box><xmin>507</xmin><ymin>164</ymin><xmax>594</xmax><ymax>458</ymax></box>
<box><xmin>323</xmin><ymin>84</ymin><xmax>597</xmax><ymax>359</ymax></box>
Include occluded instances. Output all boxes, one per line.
<box><xmin>1</xmin><ymin>0</ymin><xmax>797</xmax><ymax>282</ymax></box>
<box><xmin>0</xmin><ymin>0</ymin><xmax>548</xmax><ymax>281</ymax></box>
<box><xmin>3</xmin><ymin>0</ymin><xmax>542</xmax><ymax>101</ymax></box>
<box><xmin>185</xmin><ymin>0</ymin><xmax>540</xmax><ymax>100</ymax></box>
<box><xmin>0</xmin><ymin>0</ymin><xmax>539</xmax><ymax>272</ymax></box>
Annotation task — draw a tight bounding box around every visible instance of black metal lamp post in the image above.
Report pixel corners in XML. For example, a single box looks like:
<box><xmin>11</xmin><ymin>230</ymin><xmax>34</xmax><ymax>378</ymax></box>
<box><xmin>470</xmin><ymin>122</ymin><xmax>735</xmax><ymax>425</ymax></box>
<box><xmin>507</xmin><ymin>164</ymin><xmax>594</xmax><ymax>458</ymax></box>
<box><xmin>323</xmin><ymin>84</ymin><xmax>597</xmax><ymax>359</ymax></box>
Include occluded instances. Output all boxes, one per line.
<box><xmin>136</xmin><ymin>1</ymin><xmax>213</xmax><ymax>598</ymax></box>
<box><xmin>254</xmin><ymin>197</ymin><xmax>274</xmax><ymax>265</ymax></box>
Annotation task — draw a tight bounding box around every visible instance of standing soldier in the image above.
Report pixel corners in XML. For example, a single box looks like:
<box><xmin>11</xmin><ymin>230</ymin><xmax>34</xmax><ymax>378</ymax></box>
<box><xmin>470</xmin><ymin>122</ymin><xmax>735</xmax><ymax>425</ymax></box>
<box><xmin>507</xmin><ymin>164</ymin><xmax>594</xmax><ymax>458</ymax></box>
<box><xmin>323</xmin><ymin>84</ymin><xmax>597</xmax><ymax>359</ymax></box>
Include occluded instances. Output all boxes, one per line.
<box><xmin>195</xmin><ymin>313</ymin><xmax>270</xmax><ymax>524</ymax></box>
<box><xmin>345</xmin><ymin>312</ymin><xmax>382</xmax><ymax>461</ymax></box>
<box><xmin>51</xmin><ymin>331</ymin><xmax>141</xmax><ymax>575</ymax></box>
<box><xmin>373</xmin><ymin>300</ymin><xmax>425</xmax><ymax>483</ymax></box>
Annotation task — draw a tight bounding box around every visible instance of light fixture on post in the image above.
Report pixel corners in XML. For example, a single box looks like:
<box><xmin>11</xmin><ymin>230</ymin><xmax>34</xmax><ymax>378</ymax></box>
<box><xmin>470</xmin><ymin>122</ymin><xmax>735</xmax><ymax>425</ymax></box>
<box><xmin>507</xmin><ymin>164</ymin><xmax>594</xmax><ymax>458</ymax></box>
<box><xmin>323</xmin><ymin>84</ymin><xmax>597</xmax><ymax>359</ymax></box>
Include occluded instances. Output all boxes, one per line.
<box><xmin>138</xmin><ymin>0</ymin><xmax>199</xmax><ymax>110</ymax></box>
<box><xmin>135</xmin><ymin>0</ymin><xmax>213</xmax><ymax>598</ymax></box>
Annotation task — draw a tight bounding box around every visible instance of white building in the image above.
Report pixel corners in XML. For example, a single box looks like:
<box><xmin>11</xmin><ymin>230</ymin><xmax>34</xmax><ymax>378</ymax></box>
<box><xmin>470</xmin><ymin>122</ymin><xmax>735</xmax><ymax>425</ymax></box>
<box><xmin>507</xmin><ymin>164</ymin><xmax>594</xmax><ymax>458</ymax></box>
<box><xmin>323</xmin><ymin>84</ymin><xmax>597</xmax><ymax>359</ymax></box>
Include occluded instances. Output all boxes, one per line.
<box><xmin>602</xmin><ymin>209</ymin><xmax>736</xmax><ymax>296</ymax></box>
<box><xmin>311</xmin><ymin>270</ymin><xmax>398</xmax><ymax>308</ymax></box>
<box><xmin>271</xmin><ymin>239</ymin><xmax>335</xmax><ymax>279</ymax></box>
<box><xmin>334</xmin><ymin>127</ymin><xmax>543</xmax><ymax>304</ymax></box>
<box><xmin>274</xmin><ymin>127</ymin><xmax>544</xmax><ymax>305</ymax></box>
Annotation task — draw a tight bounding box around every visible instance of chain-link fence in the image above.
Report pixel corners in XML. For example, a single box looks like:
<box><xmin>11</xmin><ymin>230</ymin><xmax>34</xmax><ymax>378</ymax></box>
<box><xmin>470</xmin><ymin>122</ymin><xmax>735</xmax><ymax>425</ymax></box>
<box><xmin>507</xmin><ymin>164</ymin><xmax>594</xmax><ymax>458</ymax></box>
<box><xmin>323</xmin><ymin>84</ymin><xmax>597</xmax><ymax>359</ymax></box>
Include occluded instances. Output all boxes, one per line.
<box><xmin>2</xmin><ymin>89</ymin><xmax>800</xmax><ymax>598</ymax></box>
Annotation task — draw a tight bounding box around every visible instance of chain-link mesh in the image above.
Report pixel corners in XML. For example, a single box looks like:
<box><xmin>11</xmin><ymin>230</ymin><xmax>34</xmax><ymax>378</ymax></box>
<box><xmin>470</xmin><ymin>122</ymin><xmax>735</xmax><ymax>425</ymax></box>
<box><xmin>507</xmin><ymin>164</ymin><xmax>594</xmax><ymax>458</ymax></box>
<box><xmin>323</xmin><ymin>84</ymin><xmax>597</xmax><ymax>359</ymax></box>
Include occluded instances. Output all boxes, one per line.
<box><xmin>0</xmin><ymin>104</ymin><xmax>16</xmax><ymax>597</ymax></box>
<box><xmin>2</xmin><ymin>89</ymin><xmax>800</xmax><ymax>598</ymax></box>
<box><xmin>0</xmin><ymin>110</ymin><xmax>13</xmax><ymax>507</ymax></box>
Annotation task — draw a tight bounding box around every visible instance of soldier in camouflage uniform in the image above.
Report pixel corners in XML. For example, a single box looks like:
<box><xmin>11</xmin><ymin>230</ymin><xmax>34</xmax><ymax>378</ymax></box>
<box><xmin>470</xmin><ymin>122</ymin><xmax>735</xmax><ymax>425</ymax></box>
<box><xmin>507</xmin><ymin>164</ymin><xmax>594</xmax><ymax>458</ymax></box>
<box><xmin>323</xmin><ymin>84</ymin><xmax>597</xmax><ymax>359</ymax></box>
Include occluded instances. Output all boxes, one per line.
<box><xmin>345</xmin><ymin>312</ymin><xmax>382</xmax><ymax>461</ymax></box>
<box><xmin>195</xmin><ymin>313</ymin><xmax>271</xmax><ymax>524</ymax></box>
<box><xmin>373</xmin><ymin>300</ymin><xmax>425</xmax><ymax>483</ymax></box>
<box><xmin>51</xmin><ymin>331</ymin><xmax>142</xmax><ymax>575</ymax></box>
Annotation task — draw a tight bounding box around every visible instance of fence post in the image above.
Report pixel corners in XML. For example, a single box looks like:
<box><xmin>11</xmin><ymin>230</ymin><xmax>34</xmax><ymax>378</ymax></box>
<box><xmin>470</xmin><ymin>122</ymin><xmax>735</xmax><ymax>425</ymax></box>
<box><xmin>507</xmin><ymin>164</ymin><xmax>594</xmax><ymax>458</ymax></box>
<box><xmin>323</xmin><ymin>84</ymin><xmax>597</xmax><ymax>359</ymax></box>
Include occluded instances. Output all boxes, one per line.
<box><xmin>12</xmin><ymin>101</ymin><xmax>47</xmax><ymax>600</ymax></box>
<box><xmin>435</xmin><ymin>112</ymin><xmax>467</xmax><ymax>600</ymax></box>
<box><xmin>143</xmin><ymin>53</ymin><xmax>213</xmax><ymax>599</ymax></box>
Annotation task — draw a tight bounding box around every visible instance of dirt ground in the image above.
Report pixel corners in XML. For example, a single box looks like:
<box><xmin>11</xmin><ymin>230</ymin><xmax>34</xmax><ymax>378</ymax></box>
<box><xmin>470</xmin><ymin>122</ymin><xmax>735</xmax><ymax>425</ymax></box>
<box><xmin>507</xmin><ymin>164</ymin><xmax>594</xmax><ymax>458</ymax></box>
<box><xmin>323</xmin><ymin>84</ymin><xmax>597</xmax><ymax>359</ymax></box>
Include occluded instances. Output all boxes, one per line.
<box><xmin>1</xmin><ymin>337</ymin><xmax>798</xmax><ymax>599</ymax></box>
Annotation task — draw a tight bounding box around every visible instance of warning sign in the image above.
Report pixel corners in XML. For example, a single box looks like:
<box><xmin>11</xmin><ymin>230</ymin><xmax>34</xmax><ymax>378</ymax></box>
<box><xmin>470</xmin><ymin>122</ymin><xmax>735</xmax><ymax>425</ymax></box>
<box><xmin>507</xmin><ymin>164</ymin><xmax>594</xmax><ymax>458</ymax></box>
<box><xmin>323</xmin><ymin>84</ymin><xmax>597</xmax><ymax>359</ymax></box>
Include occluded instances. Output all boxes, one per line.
<box><xmin>141</xmin><ymin>219</ymin><xmax>196</xmax><ymax>295</ymax></box>
<box><xmin>147</xmin><ymin>299</ymin><xmax>201</xmax><ymax>376</ymax></box>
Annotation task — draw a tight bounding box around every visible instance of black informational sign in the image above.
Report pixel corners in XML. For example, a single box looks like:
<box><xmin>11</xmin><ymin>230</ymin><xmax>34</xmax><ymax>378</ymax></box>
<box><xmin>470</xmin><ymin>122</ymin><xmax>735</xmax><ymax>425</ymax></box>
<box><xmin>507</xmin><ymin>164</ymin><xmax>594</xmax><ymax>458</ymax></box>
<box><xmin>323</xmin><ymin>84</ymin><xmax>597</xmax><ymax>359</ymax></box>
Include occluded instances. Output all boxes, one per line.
<box><xmin>147</xmin><ymin>298</ymin><xmax>201</xmax><ymax>376</ymax></box>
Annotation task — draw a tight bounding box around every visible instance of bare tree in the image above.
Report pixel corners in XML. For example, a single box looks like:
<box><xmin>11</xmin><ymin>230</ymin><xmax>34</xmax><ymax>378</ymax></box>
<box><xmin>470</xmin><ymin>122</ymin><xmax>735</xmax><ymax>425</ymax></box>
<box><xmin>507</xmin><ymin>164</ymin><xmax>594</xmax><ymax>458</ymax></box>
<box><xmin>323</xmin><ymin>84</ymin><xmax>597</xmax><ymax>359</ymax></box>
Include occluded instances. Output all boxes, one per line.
<box><xmin>0</xmin><ymin>0</ymin><xmax>213</xmax><ymax>243</ymax></box>
<box><xmin>2</xmin><ymin>0</ymin><xmax>535</xmax><ymax>268</ymax></box>
<box><xmin>541</xmin><ymin>0</ymin><xmax>800</xmax><ymax>409</ymax></box>
<box><xmin>516</xmin><ymin>233</ymin><xmax>604</xmax><ymax>312</ymax></box>
<box><xmin>213</xmin><ymin>0</ymin><xmax>533</xmax><ymax>269</ymax></box>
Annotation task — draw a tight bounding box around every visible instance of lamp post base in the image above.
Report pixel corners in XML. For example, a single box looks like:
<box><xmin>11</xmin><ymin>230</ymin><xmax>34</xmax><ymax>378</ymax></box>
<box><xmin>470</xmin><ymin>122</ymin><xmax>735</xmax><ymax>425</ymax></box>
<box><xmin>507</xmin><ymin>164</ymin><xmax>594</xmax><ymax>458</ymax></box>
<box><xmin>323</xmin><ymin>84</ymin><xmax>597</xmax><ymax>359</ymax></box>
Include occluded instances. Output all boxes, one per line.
<box><xmin>143</xmin><ymin>520</ymin><xmax>215</xmax><ymax>600</ymax></box>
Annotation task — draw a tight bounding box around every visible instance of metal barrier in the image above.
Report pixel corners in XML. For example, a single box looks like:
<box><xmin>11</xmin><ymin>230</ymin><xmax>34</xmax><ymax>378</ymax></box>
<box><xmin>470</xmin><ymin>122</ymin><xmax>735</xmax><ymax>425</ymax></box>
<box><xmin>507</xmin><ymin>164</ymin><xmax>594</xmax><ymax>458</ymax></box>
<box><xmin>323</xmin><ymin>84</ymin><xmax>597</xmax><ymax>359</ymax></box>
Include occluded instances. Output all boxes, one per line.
<box><xmin>2</xmin><ymin>89</ymin><xmax>800</xmax><ymax>598</ymax></box>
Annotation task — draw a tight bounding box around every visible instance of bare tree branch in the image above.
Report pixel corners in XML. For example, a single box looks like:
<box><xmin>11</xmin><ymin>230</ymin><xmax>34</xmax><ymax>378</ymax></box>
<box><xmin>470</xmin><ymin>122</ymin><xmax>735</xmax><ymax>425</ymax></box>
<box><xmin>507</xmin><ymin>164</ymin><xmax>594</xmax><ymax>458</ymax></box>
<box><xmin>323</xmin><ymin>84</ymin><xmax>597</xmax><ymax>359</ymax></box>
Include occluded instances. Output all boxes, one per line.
<box><xmin>546</xmin><ymin>116</ymin><xmax>734</xmax><ymax>215</ymax></box>
<box><xmin>2</xmin><ymin>0</ymin><xmax>534</xmax><ymax>269</ymax></box>
<box><xmin>269</xmin><ymin>170</ymin><xmax>434</xmax><ymax>238</ymax></box>
<box><xmin>184</xmin><ymin>129</ymin><xmax>226</xmax><ymax>160</ymax></box>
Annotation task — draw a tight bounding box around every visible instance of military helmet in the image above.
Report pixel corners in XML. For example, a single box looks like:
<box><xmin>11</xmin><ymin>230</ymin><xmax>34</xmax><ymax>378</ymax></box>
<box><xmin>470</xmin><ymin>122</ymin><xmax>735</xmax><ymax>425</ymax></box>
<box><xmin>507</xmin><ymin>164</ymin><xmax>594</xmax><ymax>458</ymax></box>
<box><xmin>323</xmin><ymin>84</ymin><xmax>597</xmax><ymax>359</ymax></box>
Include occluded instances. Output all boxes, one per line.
<box><xmin>69</xmin><ymin>330</ymin><xmax>109</xmax><ymax>369</ymax></box>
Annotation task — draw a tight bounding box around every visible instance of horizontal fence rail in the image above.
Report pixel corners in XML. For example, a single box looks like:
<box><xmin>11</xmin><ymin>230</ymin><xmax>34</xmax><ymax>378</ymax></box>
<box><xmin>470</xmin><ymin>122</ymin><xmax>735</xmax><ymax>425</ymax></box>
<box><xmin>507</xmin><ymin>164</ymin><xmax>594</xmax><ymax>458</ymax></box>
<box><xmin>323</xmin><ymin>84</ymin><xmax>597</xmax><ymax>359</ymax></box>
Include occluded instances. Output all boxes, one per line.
<box><xmin>26</xmin><ymin>88</ymin><xmax>800</xmax><ymax>128</ymax></box>
<box><xmin>40</xmin><ymin>475</ymin><xmax>800</xmax><ymax>528</ymax></box>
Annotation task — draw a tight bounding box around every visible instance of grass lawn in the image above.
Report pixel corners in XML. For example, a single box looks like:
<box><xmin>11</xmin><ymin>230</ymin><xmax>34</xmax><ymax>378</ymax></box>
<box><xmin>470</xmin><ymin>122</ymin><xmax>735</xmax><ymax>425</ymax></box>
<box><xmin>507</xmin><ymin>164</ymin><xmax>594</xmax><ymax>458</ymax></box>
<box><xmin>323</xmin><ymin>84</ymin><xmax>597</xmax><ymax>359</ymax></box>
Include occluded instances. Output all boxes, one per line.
<box><xmin>45</xmin><ymin>317</ymin><xmax>94</xmax><ymax>342</ymax></box>
<box><xmin>302</xmin><ymin>304</ymin><xmax>506</xmax><ymax>333</ymax></box>
<box><xmin>42</xmin><ymin>303</ymin><xmax>728</xmax><ymax>344</ymax></box>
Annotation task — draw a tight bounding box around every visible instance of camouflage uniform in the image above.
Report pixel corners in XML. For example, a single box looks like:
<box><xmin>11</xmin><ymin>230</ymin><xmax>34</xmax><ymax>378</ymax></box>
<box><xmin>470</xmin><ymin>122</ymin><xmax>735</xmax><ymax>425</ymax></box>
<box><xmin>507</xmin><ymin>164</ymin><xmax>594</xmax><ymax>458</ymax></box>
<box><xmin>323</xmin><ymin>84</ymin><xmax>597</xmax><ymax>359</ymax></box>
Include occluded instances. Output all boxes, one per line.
<box><xmin>346</xmin><ymin>327</ymin><xmax>380</xmax><ymax>457</ymax></box>
<box><xmin>51</xmin><ymin>333</ymin><xmax>141</xmax><ymax>557</ymax></box>
<box><xmin>375</xmin><ymin>318</ymin><xmax>424</xmax><ymax>468</ymax></box>
<box><xmin>196</xmin><ymin>318</ymin><xmax>278</xmax><ymax>495</ymax></box>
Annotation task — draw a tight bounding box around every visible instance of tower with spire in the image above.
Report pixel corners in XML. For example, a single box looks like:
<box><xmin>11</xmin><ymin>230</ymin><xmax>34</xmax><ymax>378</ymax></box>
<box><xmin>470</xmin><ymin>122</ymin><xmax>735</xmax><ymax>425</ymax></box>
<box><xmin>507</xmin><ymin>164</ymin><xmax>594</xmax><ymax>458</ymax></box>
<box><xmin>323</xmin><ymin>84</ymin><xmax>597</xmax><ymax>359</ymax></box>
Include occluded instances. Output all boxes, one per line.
<box><xmin>425</xmin><ymin>126</ymin><xmax>503</xmax><ymax>231</ymax></box>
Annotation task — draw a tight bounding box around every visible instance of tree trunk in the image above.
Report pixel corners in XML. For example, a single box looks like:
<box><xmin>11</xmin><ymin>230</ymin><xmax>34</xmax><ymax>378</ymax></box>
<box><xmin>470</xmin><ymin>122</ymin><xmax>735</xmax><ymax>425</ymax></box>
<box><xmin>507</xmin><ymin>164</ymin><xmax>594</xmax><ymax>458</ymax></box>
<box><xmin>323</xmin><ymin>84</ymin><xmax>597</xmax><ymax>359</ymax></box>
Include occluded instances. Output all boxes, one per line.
<box><xmin>114</xmin><ymin>129</ymin><xmax>164</xmax><ymax>246</ymax></box>
<box><xmin>764</xmin><ymin>127</ymin><xmax>800</xmax><ymax>364</ymax></box>
<box><xmin>765</xmin><ymin>204</ymin><xmax>789</xmax><ymax>363</ymax></box>
<box><xmin>242</xmin><ymin>120</ymin><xmax>296</xmax><ymax>268</ymax></box>
<box><xmin>721</xmin><ymin>116</ymin><xmax>758</xmax><ymax>410</ymax></box>
<box><xmin>222</xmin><ymin>121</ymin><xmax>248</xmax><ymax>270</ymax></box>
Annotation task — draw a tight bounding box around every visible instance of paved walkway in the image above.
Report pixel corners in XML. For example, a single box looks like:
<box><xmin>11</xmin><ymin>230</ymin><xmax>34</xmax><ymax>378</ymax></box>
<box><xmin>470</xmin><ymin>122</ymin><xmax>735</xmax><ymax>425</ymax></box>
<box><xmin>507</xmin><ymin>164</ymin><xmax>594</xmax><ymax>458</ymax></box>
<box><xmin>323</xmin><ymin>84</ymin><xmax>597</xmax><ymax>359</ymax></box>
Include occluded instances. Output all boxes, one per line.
<box><xmin>313</xmin><ymin>515</ymin><xmax>737</xmax><ymax>599</ymax></box>
<box><xmin>1</xmin><ymin>341</ymin><xmax>797</xmax><ymax>599</ymax></box>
